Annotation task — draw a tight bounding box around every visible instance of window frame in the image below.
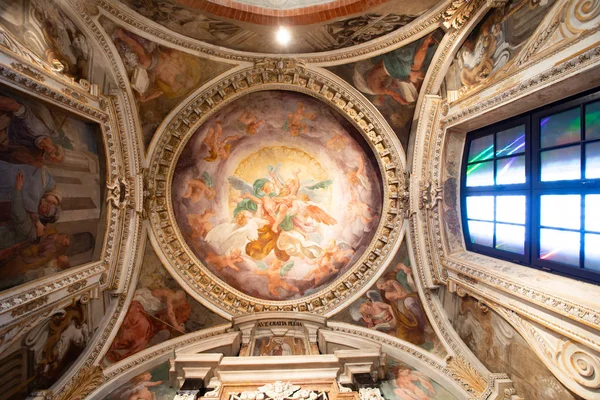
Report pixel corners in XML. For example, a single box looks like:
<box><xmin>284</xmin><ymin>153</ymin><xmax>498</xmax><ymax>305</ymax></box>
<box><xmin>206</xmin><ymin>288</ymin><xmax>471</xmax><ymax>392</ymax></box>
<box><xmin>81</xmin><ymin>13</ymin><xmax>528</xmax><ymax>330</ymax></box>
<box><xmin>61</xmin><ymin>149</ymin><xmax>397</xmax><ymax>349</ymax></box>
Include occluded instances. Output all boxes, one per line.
<box><xmin>460</xmin><ymin>88</ymin><xmax>600</xmax><ymax>284</ymax></box>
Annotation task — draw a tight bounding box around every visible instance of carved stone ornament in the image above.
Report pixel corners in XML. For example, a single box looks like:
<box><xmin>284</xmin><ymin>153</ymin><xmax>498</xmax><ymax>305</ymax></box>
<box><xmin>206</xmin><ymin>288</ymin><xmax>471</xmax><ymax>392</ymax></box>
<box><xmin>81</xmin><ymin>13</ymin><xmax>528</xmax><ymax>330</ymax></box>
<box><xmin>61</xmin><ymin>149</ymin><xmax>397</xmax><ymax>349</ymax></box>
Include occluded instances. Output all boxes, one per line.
<box><xmin>230</xmin><ymin>382</ymin><xmax>328</xmax><ymax>400</ymax></box>
<box><xmin>106</xmin><ymin>175</ymin><xmax>130</xmax><ymax>210</ymax></box>
<box><xmin>147</xmin><ymin>63</ymin><xmax>406</xmax><ymax>316</ymax></box>
<box><xmin>418</xmin><ymin>179</ymin><xmax>443</xmax><ymax>211</ymax></box>
<box><xmin>9</xmin><ymin>62</ymin><xmax>45</xmax><ymax>82</ymax></box>
<box><xmin>53</xmin><ymin>365</ymin><xmax>105</xmax><ymax>400</ymax></box>
<box><xmin>358</xmin><ymin>387</ymin><xmax>384</xmax><ymax>400</ymax></box>
<box><xmin>258</xmin><ymin>382</ymin><xmax>301</xmax><ymax>400</ymax></box>
<box><xmin>446</xmin><ymin>355</ymin><xmax>488</xmax><ymax>394</ymax></box>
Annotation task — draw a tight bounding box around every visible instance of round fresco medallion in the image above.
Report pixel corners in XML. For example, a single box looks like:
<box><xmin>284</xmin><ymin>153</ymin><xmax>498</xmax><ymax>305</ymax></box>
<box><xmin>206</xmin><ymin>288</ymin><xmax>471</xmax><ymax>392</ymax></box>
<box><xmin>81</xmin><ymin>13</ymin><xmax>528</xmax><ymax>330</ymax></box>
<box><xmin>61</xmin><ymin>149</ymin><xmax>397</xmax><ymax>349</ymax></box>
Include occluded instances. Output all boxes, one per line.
<box><xmin>172</xmin><ymin>91</ymin><xmax>383</xmax><ymax>301</ymax></box>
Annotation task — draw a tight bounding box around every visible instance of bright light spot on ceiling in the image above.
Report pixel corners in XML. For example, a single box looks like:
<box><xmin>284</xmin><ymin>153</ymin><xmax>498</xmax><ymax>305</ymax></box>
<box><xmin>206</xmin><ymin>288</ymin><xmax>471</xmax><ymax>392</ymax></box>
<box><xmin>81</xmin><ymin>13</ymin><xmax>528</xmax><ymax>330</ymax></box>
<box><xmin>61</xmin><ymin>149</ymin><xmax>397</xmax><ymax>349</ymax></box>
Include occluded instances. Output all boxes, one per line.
<box><xmin>276</xmin><ymin>26</ymin><xmax>291</xmax><ymax>45</ymax></box>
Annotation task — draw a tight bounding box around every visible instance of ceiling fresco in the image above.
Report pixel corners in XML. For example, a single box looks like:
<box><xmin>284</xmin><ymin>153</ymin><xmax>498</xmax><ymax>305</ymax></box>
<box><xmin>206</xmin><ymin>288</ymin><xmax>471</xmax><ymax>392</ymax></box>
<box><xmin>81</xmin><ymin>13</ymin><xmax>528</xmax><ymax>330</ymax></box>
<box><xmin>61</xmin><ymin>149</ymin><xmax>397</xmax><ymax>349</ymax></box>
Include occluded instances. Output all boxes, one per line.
<box><xmin>116</xmin><ymin>0</ymin><xmax>439</xmax><ymax>53</ymax></box>
<box><xmin>172</xmin><ymin>91</ymin><xmax>382</xmax><ymax>301</ymax></box>
<box><xmin>327</xmin><ymin>29</ymin><xmax>444</xmax><ymax>150</ymax></box>
<box><xmin>99</xmin><ymin>17</ymin><xmax>233</xmax><ymax>147</ymax></box>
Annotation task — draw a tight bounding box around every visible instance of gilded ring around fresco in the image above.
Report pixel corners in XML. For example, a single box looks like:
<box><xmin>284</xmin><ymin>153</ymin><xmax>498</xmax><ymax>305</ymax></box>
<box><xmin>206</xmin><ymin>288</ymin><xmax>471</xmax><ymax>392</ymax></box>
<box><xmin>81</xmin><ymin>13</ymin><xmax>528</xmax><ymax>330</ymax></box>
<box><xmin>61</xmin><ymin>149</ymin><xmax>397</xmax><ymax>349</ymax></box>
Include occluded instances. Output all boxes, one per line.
<box><xmin>172</xmin><ymin>91</ymin><xmax>382</xmax><ymax>301</ymax></box>
<box><xmin>148</xmin><ymin>67</ymin><xmax>405</xmax><ymax>315</ymax></box>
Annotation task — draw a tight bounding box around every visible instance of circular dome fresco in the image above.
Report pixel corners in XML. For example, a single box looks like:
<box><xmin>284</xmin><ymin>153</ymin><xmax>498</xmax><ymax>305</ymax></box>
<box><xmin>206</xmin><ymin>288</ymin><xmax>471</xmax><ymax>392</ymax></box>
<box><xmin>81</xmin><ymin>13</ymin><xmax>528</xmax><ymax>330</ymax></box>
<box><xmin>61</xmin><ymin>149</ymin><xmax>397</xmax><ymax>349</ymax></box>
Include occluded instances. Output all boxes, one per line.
<box><xmin>171</xmin><ymin>91</ymin><xmax>383</xmax><ymax>301</ymax></box>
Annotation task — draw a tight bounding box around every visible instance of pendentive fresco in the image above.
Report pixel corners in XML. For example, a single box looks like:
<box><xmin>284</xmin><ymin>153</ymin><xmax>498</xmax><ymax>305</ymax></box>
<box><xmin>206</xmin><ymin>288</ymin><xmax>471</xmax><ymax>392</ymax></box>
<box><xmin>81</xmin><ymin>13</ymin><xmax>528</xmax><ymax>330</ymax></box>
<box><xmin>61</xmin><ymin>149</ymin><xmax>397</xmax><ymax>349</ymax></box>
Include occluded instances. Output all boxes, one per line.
<box><xmin>328</xmin><ymin>29</ymin><xmax>444</xmax><ymax>150</ymax></box>
<box><xmin>100</xmin><ymin>18</ymin><xmax>232</xmax><ymax>147</ymax></box>
<box><xmin>104</xmin><ymin>244</ymin><xmax>226</xmax><ymax>364</ymax></box>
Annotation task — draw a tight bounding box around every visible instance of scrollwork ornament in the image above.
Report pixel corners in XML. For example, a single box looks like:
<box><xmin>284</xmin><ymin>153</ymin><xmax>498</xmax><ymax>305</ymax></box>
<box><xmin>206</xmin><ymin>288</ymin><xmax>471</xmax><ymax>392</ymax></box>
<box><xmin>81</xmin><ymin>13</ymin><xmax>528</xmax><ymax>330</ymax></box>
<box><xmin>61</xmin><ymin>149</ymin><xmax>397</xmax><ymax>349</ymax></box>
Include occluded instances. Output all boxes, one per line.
<box><xmin>443</xmin><ymin>0</ymin><xmax>494</xmax><ymax>30</ymax></box>
<box><xmin>563</xmin><ymin>0</ymin><xmax>600</xmax><ymax>35</ymax></box>
<box><xmin>446</xmin><ymin>355</ymin><xmax>488</xmax><ymax>394</ymax></box>
<box><xmin>106</xmin><ymin>175</ymin><xmax>130</xmax><ymax>210</ymax></box>
<box><xmin>53</xmin><ymin>365</ymin><xmax>105</xmax><ymax>400</ymax></box>
<box><xmin>557</xmin><ymin>340</ymin><xmax>600</xmax><ymax>389</ymax></box>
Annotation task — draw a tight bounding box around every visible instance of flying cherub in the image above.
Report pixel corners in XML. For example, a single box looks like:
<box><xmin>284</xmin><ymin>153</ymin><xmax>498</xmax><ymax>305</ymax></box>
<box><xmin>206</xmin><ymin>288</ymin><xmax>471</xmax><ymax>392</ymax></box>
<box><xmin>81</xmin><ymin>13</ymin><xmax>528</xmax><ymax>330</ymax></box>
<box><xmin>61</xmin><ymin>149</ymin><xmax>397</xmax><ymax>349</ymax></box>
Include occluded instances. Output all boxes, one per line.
<box><xmin>238</xmin><ymin>110</ymin><xmax>265</xmax><ymax>135</ymax></box>
<box><xmin>205</xmin><ymin>248</ymin><xmax>244</xmax><ymax>272</ymax></box>
<box><xmin>187</xmin><ymin>209</ymin><xmax>215</xmax><ymax>239</ymax></box>
<box><xmin>183</xmin><ymin>171</ymin><xmax>215</xmax><ymax>203</ymax></box>
<box><xmin>391</xmin><ymin>365</ymin><xmax>436</xmax><ymax>400</ymax></box>
<box><xmin>346</xmin><ymin>156</ymin><xmax>368</xmax><ymax>189</ymax></box>
<box><xmin>326</xmin><ymin>132</ymin><xmax>350</xmax><ymax>151</ymax></box>
<box><xmin>306</xmin><ymin>240</ymin><xmax>353</xmax><ymax>284</ymax></box>
<box><xmin>203</xmin><ymin>120</ymin><xmax>239</xmax><ymax>161</ymax></box>
<box><xmin>255</xmin><ymin>259</ymin><xmax>299</xmax><ymax>297</ymax></box>
<box><xmin>286</xmin><ymin>102</ymin><xmax>316</xmax><ymax>136</ymax></box>
<box><xmin>348</xmin><ymin>187</ymin><xmax>376</xmax><ymax>225</ymax></box>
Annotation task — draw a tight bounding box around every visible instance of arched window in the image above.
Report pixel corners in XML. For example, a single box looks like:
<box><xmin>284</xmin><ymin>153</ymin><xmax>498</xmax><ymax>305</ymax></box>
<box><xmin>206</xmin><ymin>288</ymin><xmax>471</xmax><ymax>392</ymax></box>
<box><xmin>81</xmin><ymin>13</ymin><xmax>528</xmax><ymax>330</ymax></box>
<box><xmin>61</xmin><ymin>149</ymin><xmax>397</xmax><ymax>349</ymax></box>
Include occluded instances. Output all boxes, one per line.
<box><xmin>461</xmin><ymin>88</ymin><xmax>600</xmax><ymax>283</ymax></box>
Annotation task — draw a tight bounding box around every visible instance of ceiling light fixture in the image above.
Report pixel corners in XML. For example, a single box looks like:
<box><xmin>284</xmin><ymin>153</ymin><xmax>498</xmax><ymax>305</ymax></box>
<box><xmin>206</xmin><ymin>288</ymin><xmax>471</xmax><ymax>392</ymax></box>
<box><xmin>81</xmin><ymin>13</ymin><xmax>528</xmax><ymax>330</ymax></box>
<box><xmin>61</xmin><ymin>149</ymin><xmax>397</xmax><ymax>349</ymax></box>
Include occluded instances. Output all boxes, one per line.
<box><xmin>276</xmin><ymin>26</ymin><xmax>291</xmax><ymax>46</ymax></box>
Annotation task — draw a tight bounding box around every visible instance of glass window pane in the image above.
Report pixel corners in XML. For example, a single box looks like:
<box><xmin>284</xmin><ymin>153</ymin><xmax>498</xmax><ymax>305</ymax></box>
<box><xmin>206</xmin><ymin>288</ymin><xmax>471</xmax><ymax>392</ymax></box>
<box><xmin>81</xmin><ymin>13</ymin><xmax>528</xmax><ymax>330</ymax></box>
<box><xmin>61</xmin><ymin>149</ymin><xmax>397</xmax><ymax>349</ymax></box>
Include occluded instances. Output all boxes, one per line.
<box><xmin>496</xmin><ymin>223</ymin><xmax>525</xmax><ymax>254</ymax></box>
<box><xmin>468</xmin><ymin>220</ymin><xmax>494</xmax><ymax>247</ymax></box>
<box><xmin>585</xmin><ymin>233</ymin><xmax>600</xmax><ymax>271</ymax></box>
<box><xmin>496</xmin><ymin>125</ymin><xmax>526</xmax><ymax>156</ymax></box>
<box><xmin>468</xmin><ymin>135</ymin><xmax>494</xmax><ymax>163</ymax></box>
<box><xmin>496</xmin><ymin>156</ymin><xmax>526</xmax><ymax>185</ymax></box>
<box><xmin>466</xmin><ymin>160</ymin><xmax>494</xmax><ymax>187</ymax></box>
<box><xmin>585</xmin><ymin>195</ymin><xmax>600</xmax><ymax>232</ymax></box>
<box><xmin>585</xmin><ymin>101</ymin><xmax>600</xmax><ymax>140</ymax></box>
<box><xmin>540</xmin><ymin>195</ymin><xmax>581</xmax><ymax>230</ymax></box>
<box><xmin>541</xmin><ymin>146</ymin><xmax>581</xmax><ymax>181</ymax></box>
<box><xmin>540</xmin><ymin>107</ymin><xmax>581</xmax><ymax>148</ymax></box>
<box><xmin>540</xmin><ymin>228</ymin><xmax>580</xmax><ymax>266</ymax></box>
<box><xmin>585</xmin><ymin>141</ymin><xmax>600</xmax><ymax>179</ymax></box>
<box><xmin>496</xmin><ymin>196</ymin><xmax>526</xmax><ymax>224</ymax></box>
<box><xmin>466</xmin><ymin>196</ymin><xmax>494</xmax><ymax>221</ymax></box>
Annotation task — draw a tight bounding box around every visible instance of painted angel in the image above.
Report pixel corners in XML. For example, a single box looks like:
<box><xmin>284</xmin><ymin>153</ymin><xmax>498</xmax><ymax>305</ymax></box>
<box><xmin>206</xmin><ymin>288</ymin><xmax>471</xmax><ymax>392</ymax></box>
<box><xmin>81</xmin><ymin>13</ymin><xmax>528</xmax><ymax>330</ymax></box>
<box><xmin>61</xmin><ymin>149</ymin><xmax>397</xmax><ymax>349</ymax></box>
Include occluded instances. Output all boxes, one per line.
<box><xmin>391</xmin><ymin>365</ymin><xmax>436</xmax><ymax>400</ymax></box>
<box><xmin>204</xmin><ymin>210</ymin><xmax>270</xmax><ymax>255</ymax></box>
<box><xmin>285</xmin><ymin>102</ymin><xmax>316</xmax><ymax>136</ymax></box>
<box><xmin>183</xmin><ymin>171</ymin><xmax>215</xmax><ymax>203</ymax></box>
<box><xmin>255</xmin><ymin>259</ymin><xmax>299</xmax><ymax>297</ymax></box>
<box><xmin>187</xmin><ymin>209</ymin><xmax>215</xmax><ymax>239</ymax></box>
<box><xmin>205</xmin><ymin>248</ymin><xmax>244</xmax><ymax>272</ymax></box>
<box><xmin>238</xmin><ymin>110</ymin><xmax>265</xmax><ymax>135</ymax></box>
<box><xmin>203</xmin><ymin>120</ymin><xmax>239</xmax><ymax>161</ymax></box>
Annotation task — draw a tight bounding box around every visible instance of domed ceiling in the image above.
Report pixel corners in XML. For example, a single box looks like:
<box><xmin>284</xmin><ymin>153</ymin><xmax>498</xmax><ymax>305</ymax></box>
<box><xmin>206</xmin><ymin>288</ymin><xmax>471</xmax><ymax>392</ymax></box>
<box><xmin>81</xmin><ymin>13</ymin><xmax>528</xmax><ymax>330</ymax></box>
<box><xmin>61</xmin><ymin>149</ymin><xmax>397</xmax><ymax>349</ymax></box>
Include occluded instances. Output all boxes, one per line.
<box><xmin>116</xmin><ymin>0</ymin><xmax>440</xmax><ymax>53</ymax></box>
<box><xmin>171</xmin><ymin>91</ymin><xmax>382</xmax><ymax>301</ymax></box>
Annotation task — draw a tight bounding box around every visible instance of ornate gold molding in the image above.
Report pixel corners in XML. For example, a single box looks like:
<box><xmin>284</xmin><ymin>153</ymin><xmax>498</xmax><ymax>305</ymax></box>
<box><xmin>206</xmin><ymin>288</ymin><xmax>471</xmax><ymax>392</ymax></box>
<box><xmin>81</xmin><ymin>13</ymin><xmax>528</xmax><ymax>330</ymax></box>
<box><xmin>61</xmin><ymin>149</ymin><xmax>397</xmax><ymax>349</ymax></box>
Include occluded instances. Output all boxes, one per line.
<box><xmin>53</xmin><ymin>365</ymin><xmax>105</xmax><ymax>400</ymax></box>
<box><xmin>146</xmin><ymin>62</ymin><xmax>405</xmax><ymax>317</ymax></box>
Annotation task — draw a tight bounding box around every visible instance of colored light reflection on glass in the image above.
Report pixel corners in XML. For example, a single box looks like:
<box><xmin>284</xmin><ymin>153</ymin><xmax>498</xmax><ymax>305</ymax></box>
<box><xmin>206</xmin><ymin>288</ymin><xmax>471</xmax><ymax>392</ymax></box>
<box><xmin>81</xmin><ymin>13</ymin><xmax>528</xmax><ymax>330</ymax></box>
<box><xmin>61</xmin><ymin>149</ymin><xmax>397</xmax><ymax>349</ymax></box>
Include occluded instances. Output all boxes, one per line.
<box><xmin>585</xmin><ymin>233</ymin><xmax>600</xmax><ymax>271</ymax></box>
<box><xmin>540</xmin><ymin>107</ymin><xmax>581</xmax><ymax>148</ymax></box>
<box><xmin>496</xmin><ymin>223</ymin><xmax>525</xmax><ymax>254</ymax></box>
<box><xmin>496</xmin><ymin>125</ymin><xmax>526</xmax><ymax>157</ymax></box>
<box><xmin>496</xmin><ymin>195</ymin><xmax>526</xmax><ymax>224</ymax></box>
<box><xmin>496</xmin><ymin>156</ymin><xmax>525</xmax><ymax>185</ymax></box>
<box><xmin>468</xmin><ymin>220</ymin><xmax>494</xmax><ymax>247</ymax></box>
<box><xmin>541</xmin><ymin>146</ymin><xmax>581</xmax><ymax>181</ymax></box>
<box><xmin>468</xmin><ymin>135</ymin><xmax>494</xmax><ymax>163</ymax></box>
<box><xmin>466</xmin><ymin>196</ymin><xmax>494</xmax><ymax>221</ymax></box>
<box><xmin>585</xmin><ymin>141</ymin><xmax>600</xmax><ymax>179</ymax></box>
<box><xmin>586</xmin><ymin>101</ymin><xmax>600</xmax><ymax>140</ymax></box>
<box><xmin>466</xmin><ymin>160</ymin><xmax>494</xmax><ymax>186</ymax></box>
<box><xmin>541</xmin><ymin>195</ymin><xmax>581</xmax><ymax>230</ymax></box>
<box><xmin>540</xmin><ymin>228</ymin><xmax>580</xmax><ymax>266</ymax></box>
<box><xmin>586</xmin><ymin>195</ymin><xmax>600</xmax><ymax>232</ymax></box>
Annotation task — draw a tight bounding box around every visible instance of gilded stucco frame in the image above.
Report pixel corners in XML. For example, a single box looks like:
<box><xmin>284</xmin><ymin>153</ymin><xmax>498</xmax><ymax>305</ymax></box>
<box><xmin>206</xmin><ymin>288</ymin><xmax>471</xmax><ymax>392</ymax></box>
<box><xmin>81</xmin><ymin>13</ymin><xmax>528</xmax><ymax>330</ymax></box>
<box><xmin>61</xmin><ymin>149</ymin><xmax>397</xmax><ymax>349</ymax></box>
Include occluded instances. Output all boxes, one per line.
<box><xmin>146</xmin><ymin>63</ymin><xmax>408</xmax><ymax>317</ymax></box>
